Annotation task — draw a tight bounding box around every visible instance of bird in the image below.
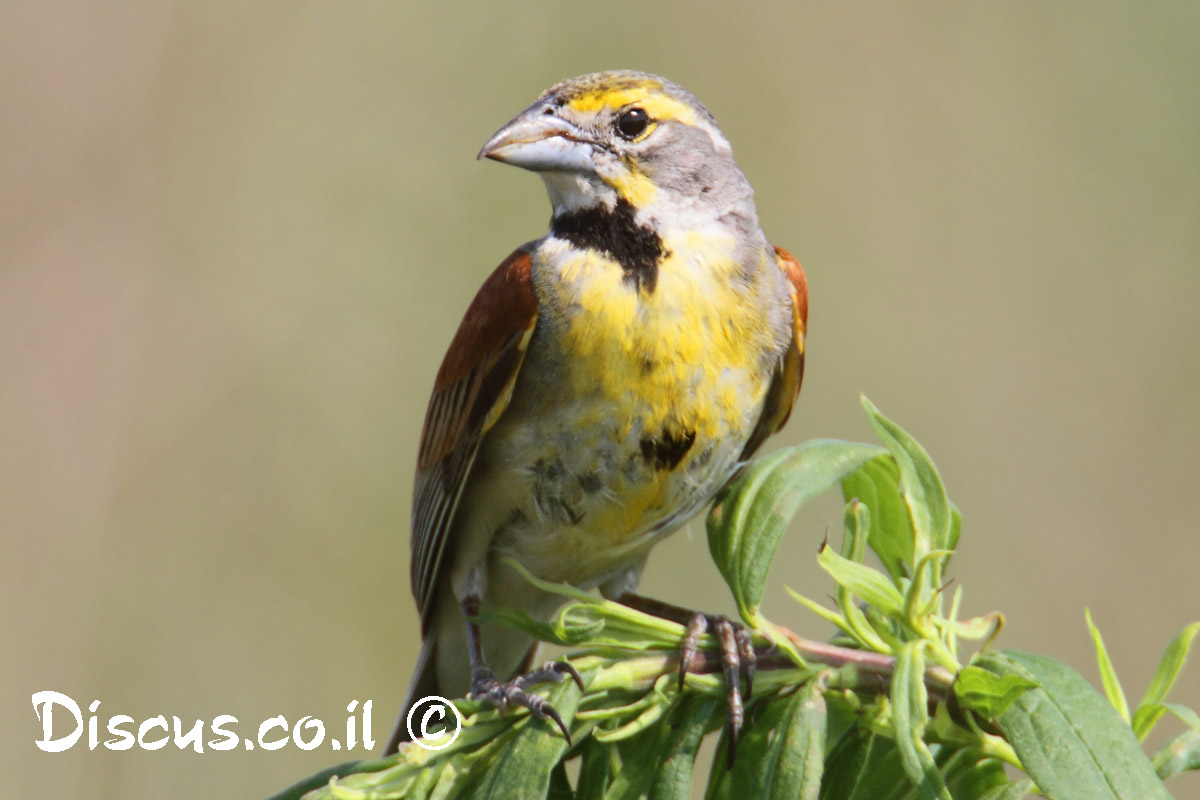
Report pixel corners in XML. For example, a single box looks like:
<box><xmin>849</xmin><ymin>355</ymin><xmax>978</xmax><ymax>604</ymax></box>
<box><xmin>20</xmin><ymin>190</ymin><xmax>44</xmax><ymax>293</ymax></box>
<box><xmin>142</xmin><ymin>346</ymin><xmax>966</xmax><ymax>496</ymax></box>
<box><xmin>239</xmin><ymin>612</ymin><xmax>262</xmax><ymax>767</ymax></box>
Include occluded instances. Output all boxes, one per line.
<box><xmin>384</xmin><ymin>70</ymin><xmax>808</xmax><ymax>756</ymax></box>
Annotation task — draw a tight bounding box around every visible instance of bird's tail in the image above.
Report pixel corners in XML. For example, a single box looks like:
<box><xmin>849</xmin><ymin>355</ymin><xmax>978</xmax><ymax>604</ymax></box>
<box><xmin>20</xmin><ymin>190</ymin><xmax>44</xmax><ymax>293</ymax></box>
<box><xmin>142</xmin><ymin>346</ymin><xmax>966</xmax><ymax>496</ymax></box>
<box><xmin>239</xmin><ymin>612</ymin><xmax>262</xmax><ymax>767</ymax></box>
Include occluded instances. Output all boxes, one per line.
<box><xmin>382</xmin><ymin>636</ymin><xmax>441</xmax><ymax>756</ymax></box>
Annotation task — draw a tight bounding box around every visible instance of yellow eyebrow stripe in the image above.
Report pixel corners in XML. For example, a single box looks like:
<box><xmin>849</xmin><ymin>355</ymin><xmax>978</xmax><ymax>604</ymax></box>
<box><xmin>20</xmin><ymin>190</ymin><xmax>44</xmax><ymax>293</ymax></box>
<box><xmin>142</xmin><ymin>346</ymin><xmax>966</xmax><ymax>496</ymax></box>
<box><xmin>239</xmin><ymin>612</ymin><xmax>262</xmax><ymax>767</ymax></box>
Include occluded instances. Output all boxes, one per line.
<box><xmin>567</xmin><ymin>88</ymin><xmax>698</xmax><ymax>126</ymax></box>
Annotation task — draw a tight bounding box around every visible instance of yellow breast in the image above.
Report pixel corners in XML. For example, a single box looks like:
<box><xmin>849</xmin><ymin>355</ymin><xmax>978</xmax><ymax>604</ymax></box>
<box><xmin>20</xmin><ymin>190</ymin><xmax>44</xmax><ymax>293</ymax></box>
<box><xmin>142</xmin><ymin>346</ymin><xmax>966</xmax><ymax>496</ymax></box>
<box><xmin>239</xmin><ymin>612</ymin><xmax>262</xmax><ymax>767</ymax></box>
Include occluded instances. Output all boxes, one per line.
<box><xmin>541</xmin><ymin>232</ymin><xmax>775</xmax><ymax>444</ymax></box>
<box><xmin>484</xmin><ymin>233</ymin><xmax>785</xmax><ymax>581</ymax></box>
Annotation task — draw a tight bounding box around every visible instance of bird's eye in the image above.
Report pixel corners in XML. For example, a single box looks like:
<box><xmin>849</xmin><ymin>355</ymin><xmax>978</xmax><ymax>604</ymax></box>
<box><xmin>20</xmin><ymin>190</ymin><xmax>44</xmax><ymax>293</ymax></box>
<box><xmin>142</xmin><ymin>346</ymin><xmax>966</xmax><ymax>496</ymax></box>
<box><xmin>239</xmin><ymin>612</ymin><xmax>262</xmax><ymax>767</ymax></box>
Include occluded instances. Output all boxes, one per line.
<box><xmin>616</xmin><ymin>107</ymin><xmax>650</xmax><ymax>139</ymax></box>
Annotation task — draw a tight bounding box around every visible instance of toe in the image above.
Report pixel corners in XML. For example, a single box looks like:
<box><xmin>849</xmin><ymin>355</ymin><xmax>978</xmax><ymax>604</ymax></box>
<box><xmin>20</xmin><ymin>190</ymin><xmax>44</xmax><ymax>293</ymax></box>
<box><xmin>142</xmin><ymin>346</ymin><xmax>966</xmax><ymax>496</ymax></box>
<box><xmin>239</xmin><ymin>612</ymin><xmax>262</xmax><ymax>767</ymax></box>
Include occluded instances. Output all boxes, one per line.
<box><xmin>553</xmin><ymin>661</ymin><xmax>585</xmax><ymax>691</ymax></box>
<box><xmin>469</xmin><ymin>664</ymin><xmax>580</xmax><ymax>743</ymax></box>
<box><xmin>735</xmin><ymin>625</ymin><xmax>756</xmax><ymax>700</ymax></box>
<box><xmin>711</xmin><ymin>615</ymin><xmax>745</xmax><ymax>765</ymax></box>
<box><xmin>517</xmin><ymin>660</ymin><xmax>585</xmax><ymax>692</ymax></box>
<box><xmin>678</xmin><ymin>613</ymin><xmax>708</xmax><ymax>692</ymax></box>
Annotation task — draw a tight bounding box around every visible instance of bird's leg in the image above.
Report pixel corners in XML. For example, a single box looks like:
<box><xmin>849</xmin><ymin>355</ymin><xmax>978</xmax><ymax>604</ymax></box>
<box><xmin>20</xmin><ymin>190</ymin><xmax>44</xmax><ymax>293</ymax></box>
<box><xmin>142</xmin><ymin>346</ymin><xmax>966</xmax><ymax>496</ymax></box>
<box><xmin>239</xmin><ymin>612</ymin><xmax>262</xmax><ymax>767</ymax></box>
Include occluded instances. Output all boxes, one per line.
<box><xmin>615</xmin><ymin>592</ymin><xmax>758</xmax><ymax>765</ymax></box>
<box><xmin>461</xmin><ymin>595</ymin><xmax>584</xmax><ymax>743</ymax></box>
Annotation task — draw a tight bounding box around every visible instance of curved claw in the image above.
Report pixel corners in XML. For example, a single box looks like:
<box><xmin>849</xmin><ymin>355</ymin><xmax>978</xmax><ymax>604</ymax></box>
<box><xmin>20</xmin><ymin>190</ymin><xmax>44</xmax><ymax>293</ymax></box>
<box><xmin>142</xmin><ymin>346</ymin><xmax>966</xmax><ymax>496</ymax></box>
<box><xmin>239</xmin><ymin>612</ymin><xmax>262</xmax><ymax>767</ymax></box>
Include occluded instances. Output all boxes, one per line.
<box><xmin>530</xmin><ymin>697</ymin><xmax>573</xmax><ymax>745</ymax></box>
<box><xmin>549</xmin><ymin>660</ymin><xmax>586</xmax><ymax>692</ymax></box>
<box><xmin>726</xmin><ymin>718</ymin><xmax>739</xmax><ymax>770</ymax></box>
<box><xmin>469</xmin><ymin>660</ymin><xmax>582</xmax><ymax>744</ymax></box>
<box><xmin>515</xmin><ymin>660</ymin><xmax>585</xmax><ymax>692</ymax></box>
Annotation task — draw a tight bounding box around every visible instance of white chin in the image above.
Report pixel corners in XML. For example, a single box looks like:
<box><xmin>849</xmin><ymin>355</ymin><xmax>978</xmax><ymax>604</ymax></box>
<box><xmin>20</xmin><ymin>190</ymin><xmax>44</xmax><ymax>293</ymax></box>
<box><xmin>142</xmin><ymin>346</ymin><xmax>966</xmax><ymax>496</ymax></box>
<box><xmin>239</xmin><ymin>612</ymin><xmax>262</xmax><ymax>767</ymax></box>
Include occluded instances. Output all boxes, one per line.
<box><xmin>541</xmin><ymin>172</ymin><xmax>619</xmax><ymax>215</ymax></box>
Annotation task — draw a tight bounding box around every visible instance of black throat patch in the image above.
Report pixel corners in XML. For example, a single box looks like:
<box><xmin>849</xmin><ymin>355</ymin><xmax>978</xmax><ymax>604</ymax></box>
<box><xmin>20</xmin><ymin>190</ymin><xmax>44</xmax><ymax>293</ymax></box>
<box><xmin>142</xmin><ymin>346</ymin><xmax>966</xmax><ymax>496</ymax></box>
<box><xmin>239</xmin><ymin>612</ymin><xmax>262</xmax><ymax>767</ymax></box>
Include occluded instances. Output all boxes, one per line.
<box><xmin>551</xmin><ymin>198</ymin><xmax>668</xmax><ymax>293</ymax></box>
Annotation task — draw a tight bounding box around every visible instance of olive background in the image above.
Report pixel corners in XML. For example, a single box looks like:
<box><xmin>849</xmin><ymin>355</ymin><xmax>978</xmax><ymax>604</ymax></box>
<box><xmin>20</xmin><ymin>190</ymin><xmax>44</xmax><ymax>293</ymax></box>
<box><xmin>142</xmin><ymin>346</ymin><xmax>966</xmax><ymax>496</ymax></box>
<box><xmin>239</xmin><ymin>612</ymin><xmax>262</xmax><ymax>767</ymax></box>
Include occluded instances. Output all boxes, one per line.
<box><xmin>3</xmin><ymin>3</ymin><xmax>1198</xmax><ymax>798</ymax></box>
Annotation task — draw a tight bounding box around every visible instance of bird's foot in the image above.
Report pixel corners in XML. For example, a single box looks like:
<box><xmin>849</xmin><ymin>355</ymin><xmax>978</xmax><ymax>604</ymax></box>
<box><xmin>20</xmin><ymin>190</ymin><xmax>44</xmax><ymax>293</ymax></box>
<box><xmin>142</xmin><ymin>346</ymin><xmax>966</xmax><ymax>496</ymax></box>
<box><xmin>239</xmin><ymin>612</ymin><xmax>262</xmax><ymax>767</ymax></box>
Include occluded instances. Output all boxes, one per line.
<box><xmin>469</xmin><ymin>661</ymin><xmax>584</xmax><ymax>743</ymax></box>
<box><xmin>677</xmin><ymin>612</ymin><xmax>756</xmax><ymax>767</ymax></box>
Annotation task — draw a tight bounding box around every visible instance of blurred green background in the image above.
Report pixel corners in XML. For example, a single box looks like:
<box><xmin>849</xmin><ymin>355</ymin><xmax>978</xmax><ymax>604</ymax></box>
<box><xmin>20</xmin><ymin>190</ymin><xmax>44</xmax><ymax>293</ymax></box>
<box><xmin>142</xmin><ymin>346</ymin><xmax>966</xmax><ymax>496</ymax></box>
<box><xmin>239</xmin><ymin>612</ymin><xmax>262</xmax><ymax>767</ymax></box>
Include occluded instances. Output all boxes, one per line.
<box><xmin>3</xmin><ymin>2</ymin><xmax>1198</xmax><ymax>797</ymax></box>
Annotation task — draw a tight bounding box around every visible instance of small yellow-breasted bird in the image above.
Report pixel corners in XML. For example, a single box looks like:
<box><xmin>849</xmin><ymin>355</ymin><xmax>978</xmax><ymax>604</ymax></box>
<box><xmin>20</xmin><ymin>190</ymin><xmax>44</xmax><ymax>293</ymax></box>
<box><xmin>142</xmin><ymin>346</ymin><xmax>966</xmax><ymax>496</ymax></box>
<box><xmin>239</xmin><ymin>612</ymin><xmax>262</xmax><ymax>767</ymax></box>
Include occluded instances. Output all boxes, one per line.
<box><xmin>384</xmin><ymin>71</ymin><xmax>807</xmax><ymax>755</ymax></box>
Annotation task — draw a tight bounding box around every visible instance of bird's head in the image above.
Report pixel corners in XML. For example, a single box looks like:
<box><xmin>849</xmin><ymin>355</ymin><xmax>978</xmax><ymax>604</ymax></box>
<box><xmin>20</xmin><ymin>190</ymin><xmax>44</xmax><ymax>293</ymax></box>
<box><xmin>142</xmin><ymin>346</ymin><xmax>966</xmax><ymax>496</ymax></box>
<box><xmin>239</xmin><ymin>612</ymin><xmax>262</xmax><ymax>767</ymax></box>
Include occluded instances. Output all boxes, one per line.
<box><xmin>479</xmin><ymin>71</ymin><xmax>756</xmax><ymax>228</ymax></box>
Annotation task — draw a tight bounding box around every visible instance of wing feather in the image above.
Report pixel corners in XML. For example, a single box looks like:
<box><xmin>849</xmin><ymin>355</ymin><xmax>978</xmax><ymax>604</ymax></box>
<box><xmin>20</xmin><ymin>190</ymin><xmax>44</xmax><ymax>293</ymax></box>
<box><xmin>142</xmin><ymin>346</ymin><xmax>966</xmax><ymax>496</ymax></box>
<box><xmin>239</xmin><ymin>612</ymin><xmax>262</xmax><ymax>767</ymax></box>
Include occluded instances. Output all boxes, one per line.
<box><xmin>409</xmin><ymin>247</ymin><xmax>539</xmax><ymax>629</ymax></box>
<box><xmin>739</xmin><ymin>245</ymin><xmax>809</xmax><ymax>460</ymax></box>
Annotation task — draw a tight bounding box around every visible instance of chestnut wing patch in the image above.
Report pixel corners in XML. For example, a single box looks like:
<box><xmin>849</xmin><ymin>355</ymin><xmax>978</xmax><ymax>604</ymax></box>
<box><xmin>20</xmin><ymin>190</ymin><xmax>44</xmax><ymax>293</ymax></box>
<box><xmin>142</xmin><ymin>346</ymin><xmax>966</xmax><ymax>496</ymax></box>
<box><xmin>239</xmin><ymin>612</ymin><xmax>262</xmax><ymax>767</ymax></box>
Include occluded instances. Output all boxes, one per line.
<box><xmin>410</xmin><ymin>247</ymin><xmax>539</xmax><ymax>630</ymax></box>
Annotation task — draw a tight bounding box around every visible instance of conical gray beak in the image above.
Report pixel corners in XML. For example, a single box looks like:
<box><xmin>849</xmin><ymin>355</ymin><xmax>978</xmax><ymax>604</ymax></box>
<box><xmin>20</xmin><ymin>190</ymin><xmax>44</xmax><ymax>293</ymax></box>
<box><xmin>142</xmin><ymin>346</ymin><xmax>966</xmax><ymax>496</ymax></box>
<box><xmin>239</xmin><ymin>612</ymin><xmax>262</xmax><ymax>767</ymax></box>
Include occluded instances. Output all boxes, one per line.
<box><xmin>477</xmin><ymin>105</ymin><xmax>596</xmax><ymax>173</ymax></box>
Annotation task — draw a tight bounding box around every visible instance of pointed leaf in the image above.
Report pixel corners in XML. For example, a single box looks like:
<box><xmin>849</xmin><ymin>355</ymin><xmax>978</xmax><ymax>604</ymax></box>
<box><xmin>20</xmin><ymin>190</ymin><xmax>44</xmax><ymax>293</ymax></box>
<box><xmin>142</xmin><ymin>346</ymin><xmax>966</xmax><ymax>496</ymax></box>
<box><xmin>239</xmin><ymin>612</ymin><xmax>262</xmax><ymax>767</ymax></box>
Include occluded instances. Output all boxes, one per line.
<box><xmin>1162</xmin><ymin>701</ymin><xmax>1200</xmax><ymax>731</ymax></box>
<box><xmin>948</xmin><ymin>504</ymin><xmax>962</xmax><ymax>552</ymax></box>
<box><xmin>818</xmin><ymin>729</ymin><xmax>910</xmax><ymax>800</ymax></box>
<box><xmin>944</xmin><ymin>757</ymin><xmax>1009</xmax><ymax>800</ymax></box>
<box><xmin>841</xmin><ymin>454</ymin><xmax>914</xmax><ymax>580</ymax></box>
<box><xmin>818</xmin><ymin>544</ymin><xmax>906</xmax><ymax>619</ymax></box>
<box><xmin>606</xmin><ymin>696</ymin><xmax>712</xmax><ymax>800</ymax></box>
<box><xmin>891</xmin><ymin>642</ymin><xmax>951</xmax><ymax>799</ymax></box>
<box><xmin>839</xmin><ymin>501</ymin><xmax>892</xmax><ymax>651</ymax></box>
<box><xmin>1084</xmin><ymin>609</ymin><xmax>1129</xmax><ymax>721</ymax></box>
<box><xmin>707</xmin><ymin>439</ymin><xmax>885</xmax><ymax>624</ymax></box>
<box><xmin>471</xmin><ymin>679</ymin><xmax>581</xmax><ymax>800</ymax></box>
<box><xmin>940</xmin><ymin>758</ymin><xmax>1008</xmax><ymax>800</ymax></box>
<box><xmin>1132</xmin><ymin>622</ymin><xmax>1200</xmax><ymax>740</ymax></box>
<box><xmin>576</xmin><ymin>735</ymin><xmax>613</xmax><ymax>800</ymax></box>
<box><xmin>978</xmin><ymin>650</ymin><xmax>1172</xmax><ymax>800</ymax></box>
<box><xmin>548</xmin><ymin>762</ymin><xmax>573</xmax><ymax>800</ymax></box>
<box><xmin>646</xmin><ymin>698</ymin><xmax>719</xmax><ymax>800</ymax></box>
<box><xmin>860</xmin><ymin>396</ymin><xmax>952</xmax><ymax>558</ymax></box>
<box><xmin>954</xmin><ymin>665</ymin><xmax>1040</xmax><ymax>719</ymax></box>
<box><xmin>758</xmin><ymin>682</ymin><xmax>828</xmax><ymax>799</ymax></box>
<box><xmin>708</xmin><ymin>684</ymin><xmax>826</xmax><ymax>800</ymax></box>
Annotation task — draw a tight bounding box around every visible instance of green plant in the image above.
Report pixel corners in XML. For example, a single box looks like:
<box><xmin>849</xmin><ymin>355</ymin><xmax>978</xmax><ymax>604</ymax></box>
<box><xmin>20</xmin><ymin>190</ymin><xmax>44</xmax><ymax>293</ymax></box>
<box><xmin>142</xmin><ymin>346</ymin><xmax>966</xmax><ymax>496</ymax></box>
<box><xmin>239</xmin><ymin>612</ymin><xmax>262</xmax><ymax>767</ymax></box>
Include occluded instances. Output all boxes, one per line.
<box><xmin>270</xmin><ymin>397</ymin><xmax>1198</xmax><ymax>800</ymax></box>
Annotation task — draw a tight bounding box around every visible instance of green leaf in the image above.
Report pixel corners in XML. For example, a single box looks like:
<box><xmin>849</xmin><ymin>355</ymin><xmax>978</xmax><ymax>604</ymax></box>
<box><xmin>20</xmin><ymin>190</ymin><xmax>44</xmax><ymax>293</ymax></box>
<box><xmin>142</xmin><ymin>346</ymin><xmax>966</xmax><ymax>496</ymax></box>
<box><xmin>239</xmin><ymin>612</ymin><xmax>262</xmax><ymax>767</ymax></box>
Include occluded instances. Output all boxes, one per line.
<box><xmin>975</xmin><ymin>780</ymin><xmax>1036</xmax><ymax>800</ymax></box>
<box><xmin>1153</xmin><ymin>728</ymin><xmax>1200</xmax><ymax>781</ymax></box>
<box><xmin>266</xmin><ymin>759</ymin><xmax>392</xmax><ymax>800</ymax></box>
<box><xmin>842</xmin><ymin>498</ymin><xmax>869</xmax><ymax>561</ymax></box>
<box><xmin>1132</xmin><ymin>702</ymin><xmax>1199</xmax><ymax>748</ymax></box>
<box><xmin>759</xmin><ymin>682</ymin><xmax>828</xmax><ymax>799</ymax></box>
<box><xmin>470</xmin><ymin>679</ymin><xmax>581</xmax><ymax>800</ymax></box>
<box><xmin>978</xmin><ymin>650</ymin><xmax>1172</xmax><ymax>800</ymax></box>
<box><xmin>593</xmin><ymin>698</ymin><xmax>669</xmax><ymax>742</ymax></box>
<box><xmin>646</xmin><ymin>697</ymin><xmax>718</xmax><ymax>800</ymax></box>
<box><xmin>1131</xmin><ymin>621</ymin><xmax>1200</xmax><ymax>740</ymax></box>
<box><xmin>954</xmin><ymin>665</ymin><xmax>1040</xmax><ymax>719</ymax></box>
<box><xmin>576</xmin><ymin>735</ymin><xmax>613</xmax><ymax>800</ymax></box>
<box><xmin>891</xmin><ymin>642</ymin><xmax>951</xmax><ymax>799</ymax></box>
<box><xmin>590</xmin><ymin>695</ymin><xmax>713</xmax><ymax>800</ymax></box>
<box><xmin>818</xmin><ymin>544</ymin><xmax>906</xmax><ymax>619</ymax></box>
<box><xmin>840</xmin><ymin>454</ymin><xmax>914</xmax><ymax>581</ymax></box>
<box><xmin>860</xmin><ymin>396</ymin><xmax>952</xmax><ymax>601</ymax></box>
<box><xmin>838</xmin><ymin>501</ymin><xmax>893</xmax><ymax>651</ymax></box>
<box><xmin>1162</xmin><ymin>701</ymin><xmax>1200</xmax><ymax>731</ymax></box>
<box><xmin>1085</xmin><ymin>609</ymin><xmax>1130</xmax><ymax>721</ymax></box>
<box><xmin>787</xmin><ymin>586</ymin><xmax>858</xmax><ymax>637</ymax></box>
<box><xmin>547</xmin><ymin>761</ymin><xmax>573</xmax><ymax>800</ymax></box>
<box><xmin>947</xmin><ymin>504</ymin><xmax>962</xmax><ymax>553</ymax></box>
<box><xmin>480</xmin><ymin>605</ymin><xmax>605</xmax><ymax>647</ymax></box>
<box><xmin>708</xmin><ymin>683</ymin><xmax>826</xmax><ymax>800</ymax></box>
<box><xmin>489</xmin><ymin>559</ymin><xmax>688</xmax><ymax>650</ymax></box>
<box><xmin>819</xmin><ymin>729</ymin><xmax>910</xmax><ymax>800</ymax></box>
<box><xmin>943</xmin><ymin>757</ymin><xmax>1009</xmax><ymax>799</ymax></box>
<box><xmin>707</xmin><ymin>439</ymin><xmax>885</xmax><ymax>624</ymax></box>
